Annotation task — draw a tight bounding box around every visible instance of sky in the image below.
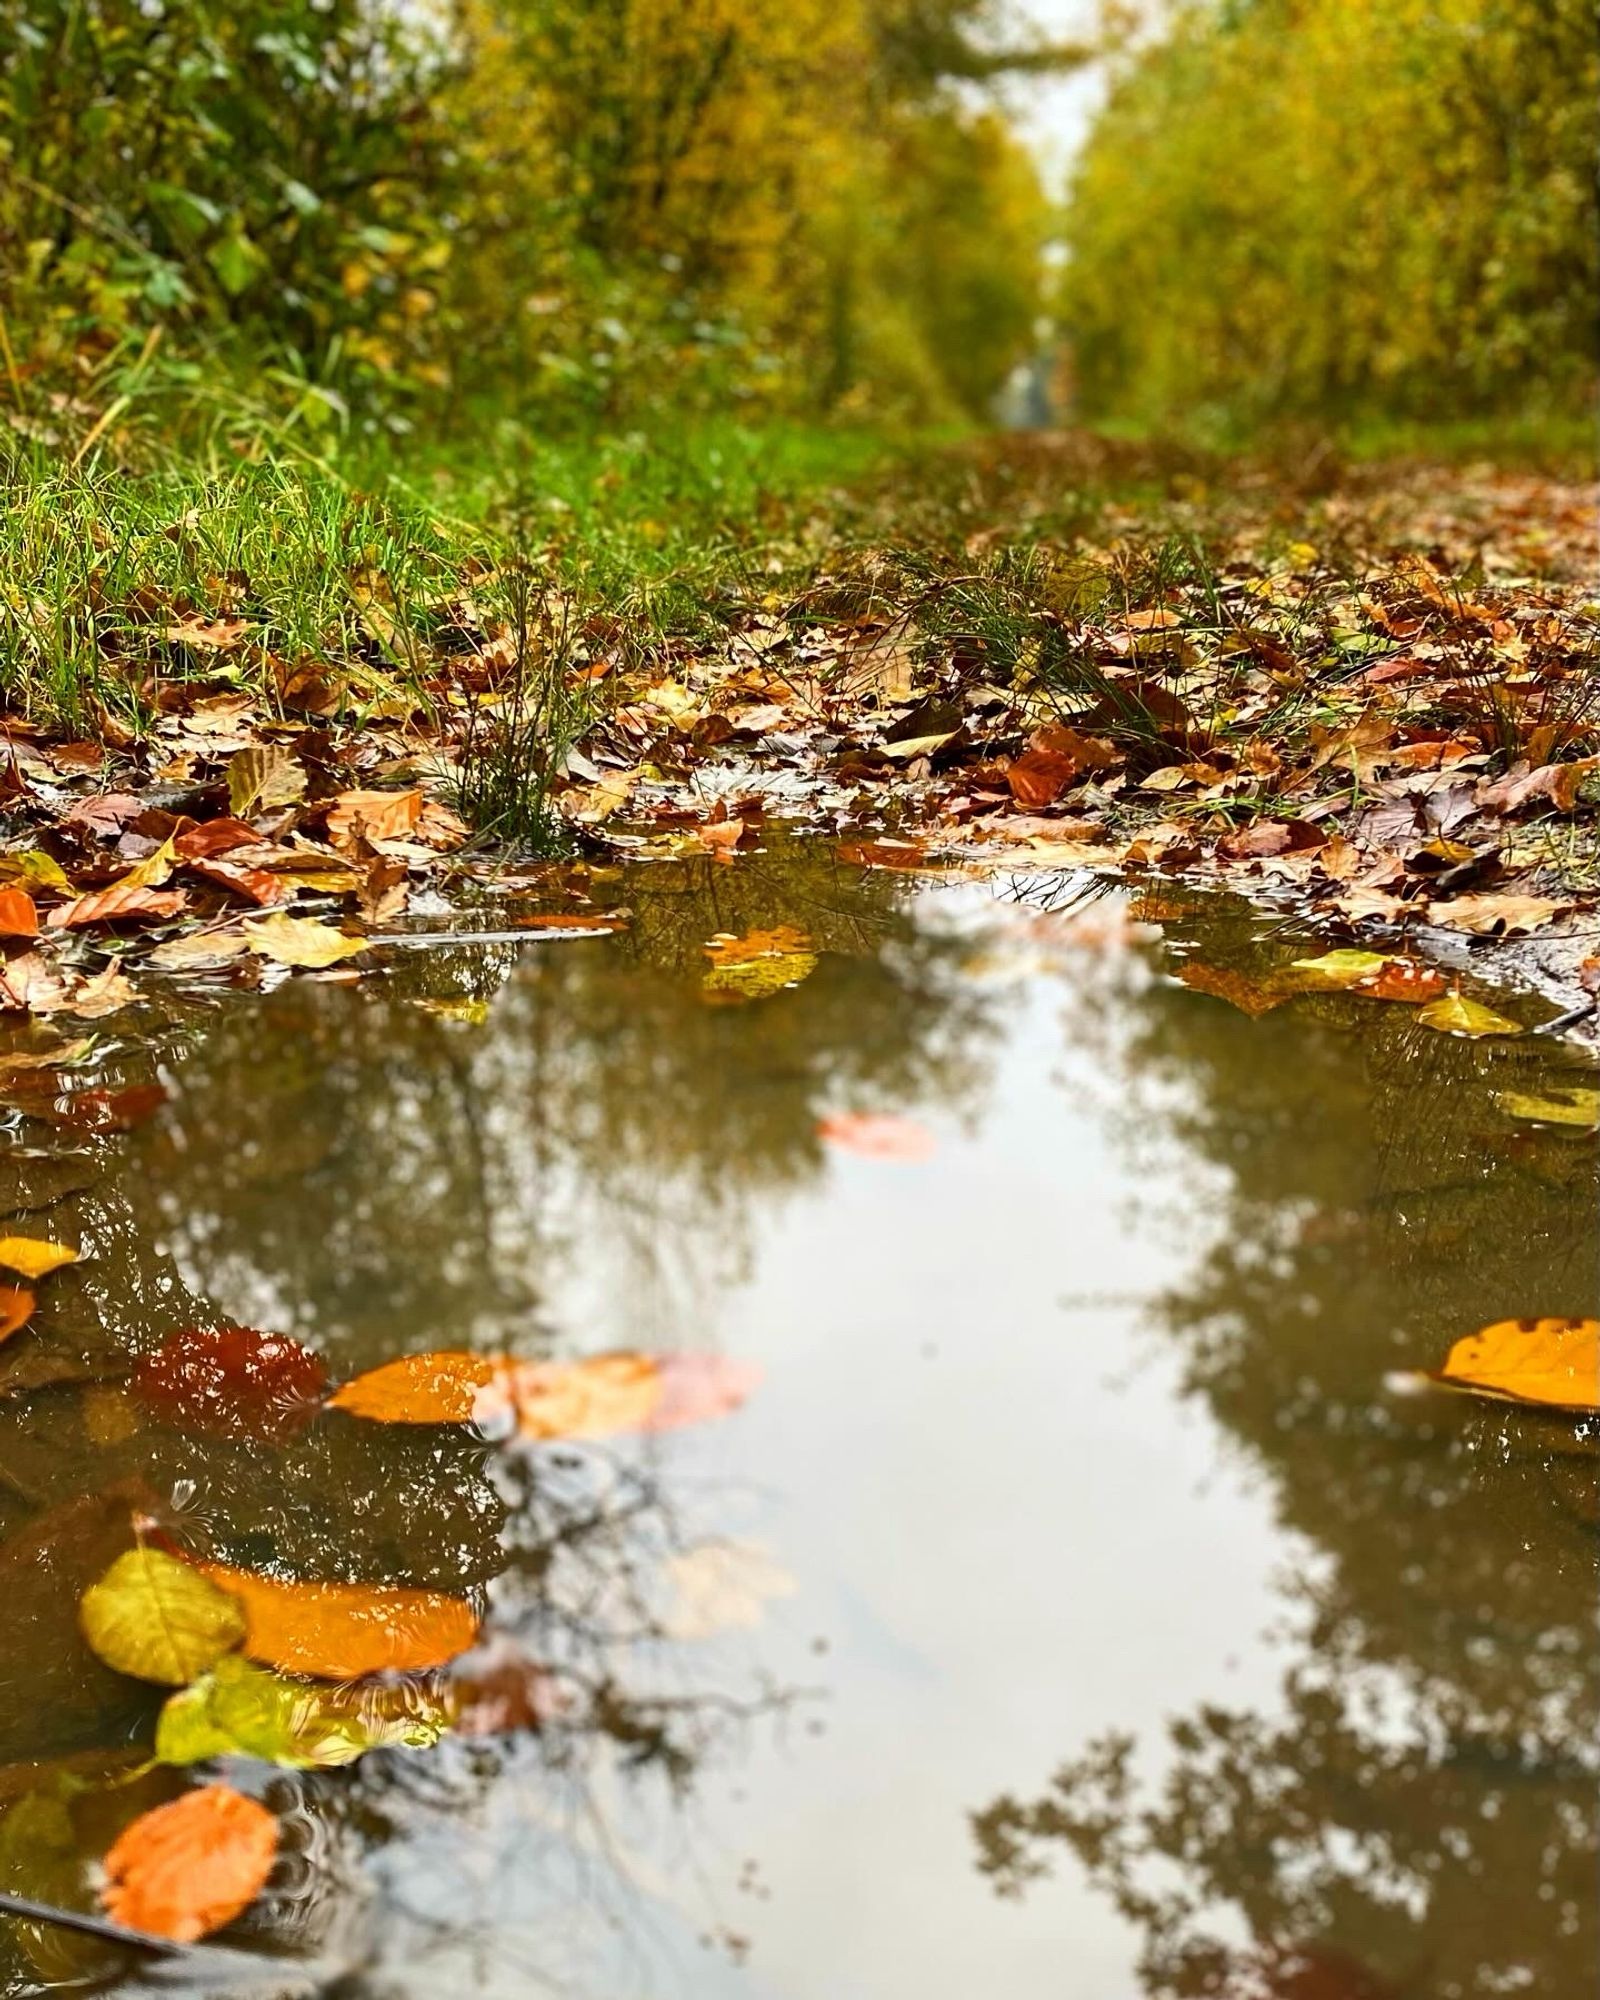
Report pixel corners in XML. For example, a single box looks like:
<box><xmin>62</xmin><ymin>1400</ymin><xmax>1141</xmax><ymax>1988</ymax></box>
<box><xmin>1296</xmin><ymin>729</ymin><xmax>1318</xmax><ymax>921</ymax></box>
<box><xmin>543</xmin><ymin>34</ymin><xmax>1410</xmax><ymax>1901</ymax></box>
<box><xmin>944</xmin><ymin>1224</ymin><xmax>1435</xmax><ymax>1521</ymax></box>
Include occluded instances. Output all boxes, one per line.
<box><xmin>1003</xmin><ymin>0</ymin><xmax>1111</xmax><ymax>192</ymax></box>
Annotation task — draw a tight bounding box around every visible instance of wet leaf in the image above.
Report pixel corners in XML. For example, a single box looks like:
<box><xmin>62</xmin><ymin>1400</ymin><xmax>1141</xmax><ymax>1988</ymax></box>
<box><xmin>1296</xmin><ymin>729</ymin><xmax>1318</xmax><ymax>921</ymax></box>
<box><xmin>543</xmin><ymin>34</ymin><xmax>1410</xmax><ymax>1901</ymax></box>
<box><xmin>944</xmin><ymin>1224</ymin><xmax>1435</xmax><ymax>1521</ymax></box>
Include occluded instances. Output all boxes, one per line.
<box><xmin>1175</xmin><ymin>962</ymin><xmax>1290</xmax><ymax>1016</ymax></box>
<box><xmin>329</xmin><ymin>1348</ymin><xmax>759</xmax><ymax>1439</ymax></box>
<box><xmin>0</xmin><ymin>1235</ymin><xmax>77</xmax><ymax>1279</ymax></box>
<box><xmin>200</xmin><ymin>1562</ymin><xmax>478</xmax><ymax>1679</ymax></box>
<box><xmin>1495</xmin><ymin>1086</ymin><xmax>1600</xmax><ymax>1131</ymax></box>
<box><xmin>0</xmin><ymin>1285</ymin><xmax>34</xmax><ymax>1343</ymax></box>
<box><xmin>0</xmin><ymin>889</ymin><xmax>39</xmax><ymax>938</ymax></box>
<box><xmin>227</xmin><ymin>746</ymin><xmax>306</xmax><ymax>817</ymax></box>
<box><xmin>1360</xmin><ymin>959</ymin><xmax>1446</xmax><ymax>1003</ymax></box>
<box><xmin>156</xmin><ymin>1655</ymin><xmax>450</xmax><ymax>1769</ymax></box>
<box><xmin>817</xmin><ymin>1111</ymin><xmax>936</xmax><ymax>1161</ymax></box>
<box><xmin>1431</xmin><ymin>1316</ymin><xmax>1598</xmax><ymax>1411</ymax></box>
<box><xmin>46</xmin><ymin>884</ymin><xmax>187</xmax><ymax>930</ymax></box>
<box><xmin>243</xmin><ymin>913</ymin><xmax>370</xmax><ymax>968</ymax></box>
<box><xmin>101</xmin><ymin>1785</ymin><xmax>277</xmax><ymax>1943</ymax></box>
<box><xmin>147</xmin><ymin>927</ymin><xmax>251</xmax><ymax>972</ymax></box>
<box><xmin>702</xmin><ymin>924</ymin><xmax>817</xmax><ymax>1002</ymax></box>
<box><xmin>1426</xmin><ymin>893</ymin><xmax>1563</xmax><ymax>935</ymax></box>
<box><xmin>1288</xmin><ymin>949</ymin><xmax>1390</xmax><ymax>988</ymax></box>
<box><xmin>78</xmin><ymin>1549</ymin><xmax>247</xmax><ymax>1685</ymax></box>
<box><xmin>1416</xmin><ymin>991</ymin><xmax>1522</xmax><ymax>1038</ymax></box>
<box><xmin>132</xmin><ymin>1326</ymin><xmax>327</xmax><ymax>1441</ymax></box>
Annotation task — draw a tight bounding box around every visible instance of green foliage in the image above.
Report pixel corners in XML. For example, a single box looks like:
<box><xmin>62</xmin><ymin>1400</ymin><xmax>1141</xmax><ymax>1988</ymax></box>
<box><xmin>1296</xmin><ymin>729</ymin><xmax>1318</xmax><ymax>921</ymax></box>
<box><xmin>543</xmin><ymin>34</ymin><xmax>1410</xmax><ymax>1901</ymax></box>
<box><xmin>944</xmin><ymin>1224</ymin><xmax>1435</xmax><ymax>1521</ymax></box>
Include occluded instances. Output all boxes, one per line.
<box><xmin>1060</xmin><ymin>0</ymin><xmax>1599</xmax><ymax>431</ymax></box>
<box><xmin>0</xmin><ymin>0</ymin><xmax>456</xmax><ymax>402</ymax></box>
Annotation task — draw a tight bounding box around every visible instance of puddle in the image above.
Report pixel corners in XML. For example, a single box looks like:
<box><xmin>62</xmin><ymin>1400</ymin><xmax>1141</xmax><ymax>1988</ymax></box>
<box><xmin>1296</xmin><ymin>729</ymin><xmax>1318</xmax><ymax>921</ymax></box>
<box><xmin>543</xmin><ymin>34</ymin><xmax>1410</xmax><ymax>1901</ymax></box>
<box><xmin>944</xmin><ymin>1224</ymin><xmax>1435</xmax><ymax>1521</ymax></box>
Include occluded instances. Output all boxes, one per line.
<box><xmin>0</xmin><ymin>846</ymin><xmax>1593</xmax><ymax>1999</ymax></box>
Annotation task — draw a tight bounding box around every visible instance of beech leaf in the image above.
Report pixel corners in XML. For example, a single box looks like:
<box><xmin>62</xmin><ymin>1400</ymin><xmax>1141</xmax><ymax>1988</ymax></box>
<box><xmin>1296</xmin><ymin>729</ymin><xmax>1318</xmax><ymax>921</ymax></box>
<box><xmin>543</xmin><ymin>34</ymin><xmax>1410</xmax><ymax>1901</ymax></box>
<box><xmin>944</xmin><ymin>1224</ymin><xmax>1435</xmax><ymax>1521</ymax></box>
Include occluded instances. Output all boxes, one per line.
<box><xmin>101</xmin><ymin>1785</ymin><xmax>277</xmax><ymax>1943</ymax></box>
<box><xmin>201</xmin><ymin>1561</ymin><xmax>478</xmax><ymax>1679</ymax></box>
<box><xmin>243</xmin><ymin>914</ymin><xmax>371</xmax><ymax>968</ymax></box>
<box><xmin>79</xmin><ymin>1549</ymin><xmax>247</xmax><ymax>1685</ymax></box>
<box><xmin>0</xmin><ymin>1235</ymin><xmax>78</xmax><ymax>1279</ymax></box>
<box><xmin>1417</xmin><ymin>991</ymin><xmax>1522</xmax><ymax>1038</ymax></box>
<box><xmin>1430</xmin><ymin>1316</ymin><xmax>1599</xmax><ymax>1412</ymax></box>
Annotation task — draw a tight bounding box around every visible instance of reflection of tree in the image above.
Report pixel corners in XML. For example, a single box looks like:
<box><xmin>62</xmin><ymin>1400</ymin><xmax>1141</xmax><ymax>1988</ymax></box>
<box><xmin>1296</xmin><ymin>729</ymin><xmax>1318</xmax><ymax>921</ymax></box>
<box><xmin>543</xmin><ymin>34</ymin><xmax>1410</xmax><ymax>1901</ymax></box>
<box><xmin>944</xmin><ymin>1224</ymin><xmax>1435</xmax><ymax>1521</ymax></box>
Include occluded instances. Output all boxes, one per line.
<box><xmin>131</xmin><ymin>845</ymin><xmax>1001</xmax><ymax>1357</ymax></box>
<box><xmin>973</xmin><ymin>891</ymin><xmax>1600</xmax><ymax>1999</ymax></box>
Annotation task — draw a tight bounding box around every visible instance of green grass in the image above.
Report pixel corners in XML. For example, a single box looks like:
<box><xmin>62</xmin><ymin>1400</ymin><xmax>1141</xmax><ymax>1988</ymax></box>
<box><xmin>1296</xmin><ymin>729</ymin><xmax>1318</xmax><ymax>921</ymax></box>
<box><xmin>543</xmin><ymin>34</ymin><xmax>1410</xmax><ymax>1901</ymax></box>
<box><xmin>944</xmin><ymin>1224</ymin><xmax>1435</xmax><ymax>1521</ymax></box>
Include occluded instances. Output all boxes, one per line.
<box><xmin>0</xmin><ymin>418</ymin><xmax>899</xmax><ymax>731</ymax></box>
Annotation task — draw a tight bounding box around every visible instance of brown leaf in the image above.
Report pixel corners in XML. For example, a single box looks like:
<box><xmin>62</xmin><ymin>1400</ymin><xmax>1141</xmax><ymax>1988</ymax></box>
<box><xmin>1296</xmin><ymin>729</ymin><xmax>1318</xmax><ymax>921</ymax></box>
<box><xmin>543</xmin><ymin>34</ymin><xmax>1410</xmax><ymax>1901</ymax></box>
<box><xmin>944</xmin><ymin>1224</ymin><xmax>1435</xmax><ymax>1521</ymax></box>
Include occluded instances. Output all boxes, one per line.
<box><xmin>173</xmin><ymin>819</ymin><xmax>259</xmax><ymax>861</ymax></box>
<box><xmin>183</xmin><ymin>857</ymin><xmax>289</xmax><ymax>907</ymax></box>
<box><xmin>46</xmin><ymin>883</ymin><xmax>187</xmax><ymax>929</ymax></box>
<box><xmin>1477</xmin><ymin>758</ymin><xmax>1600</xmax><ymax>816</ymax></box>
<box><xmin>102</xmin><ymin>1785</ymin><xmax>278</xmax><ymax>1943</ymax></box>
<box><xmin>1426</xmin><ymin>893</ymin><xmax>1564</xmax><ymax>936</ymax></box>
<box><xmin>1176</xmin><ymin>962</ymin><xmax>1290</xmax><ymax>1016</ymax></box>
<box><xmin>1006</xmin><ymin>750</ymin><xmax>1079</xmax><ymax>810</ymax></box>
<box><xmin>227</xmin><ymin>745</ymin><xmax>306</xmax><ymax>818</ymax></box>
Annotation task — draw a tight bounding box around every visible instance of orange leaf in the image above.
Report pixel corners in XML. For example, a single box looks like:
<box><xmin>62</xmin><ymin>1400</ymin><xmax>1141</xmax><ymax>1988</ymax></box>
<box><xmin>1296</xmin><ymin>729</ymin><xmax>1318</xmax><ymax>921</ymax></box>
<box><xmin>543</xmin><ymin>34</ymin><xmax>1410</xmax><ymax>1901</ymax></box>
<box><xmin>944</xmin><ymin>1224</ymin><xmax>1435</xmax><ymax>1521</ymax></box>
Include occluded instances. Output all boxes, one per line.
<box><xmin>330</xmin><ymin>1349</ymin><xmax>759</xmax><ymax>1439</ymax></box>
<box><xmin>183</xmin><ymin>857</ymin><xmax>289</xmax><ymax>907</ymax></box>
<box><xmin>1176</xmin><ymin>962</ymin><xmax>1289</xmax><ymax>1016</ymax></box>
<box><xmin>817</xmin><ymin>1111</ymin><xmax>936</xmax><ymax>1161</ymax></box>
<box><xmin>200</xmin><ymin>1561</ymin><xmax>479</xmax><ymax>1679</ymax></box>
<box><xmin>0</xmin><ymin>1283</ymin><xmax>33</xmax><ymax>1343</ymax></box>
<box><xmin>1006</xmin><ymin>750</ymin><xmax>1078</xmax><ymax>810</ymax></box>
<box><xmin>46</xmin><ymin>883</ymin><xmax>187</xmax><ymax>929</ymax></box>
<box><xmin>102</xmin><ymin>1785</ymin><xmax>277</xmax><ymax>1942</ymax></box>
<box><xmin>1359</xmin><ymin>959</ymin><xmax>1446</xmax><ymax>1004</ymax></box>
<box><xmin>327</xmin><ymin>789</ymin><xmax>423</xmax><ymax>848</ymax></box>
<box><xmin>1432</xmin><ymin>1316</ymin><xmax>1599</xmax><ymax>1411</ymax></box>
<box><xmin>0</xmin><ymin>887</ymin><xmax>39</xmax><ymax>938</ymax></box>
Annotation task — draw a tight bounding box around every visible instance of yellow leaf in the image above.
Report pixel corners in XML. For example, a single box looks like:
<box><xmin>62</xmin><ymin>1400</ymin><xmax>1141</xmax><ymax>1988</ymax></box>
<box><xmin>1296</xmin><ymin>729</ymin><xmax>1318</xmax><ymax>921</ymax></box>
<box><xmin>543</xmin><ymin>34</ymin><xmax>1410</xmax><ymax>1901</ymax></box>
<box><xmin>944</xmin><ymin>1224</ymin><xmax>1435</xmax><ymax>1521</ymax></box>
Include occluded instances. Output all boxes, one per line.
<box><xmin>1288</xmin><ymin>949</ymin><xmax>1389</xmax><ymax>987</ymax></box>
<box><xmin>1433</xmin><ymin>1316</ymin><xmax>1599</xmax><ymax>1411</ymax></box>
<box><xmin>1495</xmin><ymin>1086</ymin><xmax>1600</xmax><ymax>1131</ymax></box>
<box><xmin>702</xmin><ymin>925</ymin><xmax>817</xmax><ymax>1003</ymax></box>
<box><xmin>118</xmin><ymin>836</ymin><xmax>177</xmax><ymax>889</ymax></box>
<box><xmin>0</xmin><ymin>1235</ymin><xmax>78</xmax><ymax>1279</ymax></box>
<box><xmin>78</xmin><ymin>1549</ymin><xmax>247</xmax><ymax>1686</ymax></box>
<box><xmin>243</xmin><ymin>914</ymin><xmax>370</xmax><ymax>968</ymax></box>
<box><xmin>1417</xmin><ymin>992</ymin><xmax>1522</xmax><ymax>1038</ymax></box>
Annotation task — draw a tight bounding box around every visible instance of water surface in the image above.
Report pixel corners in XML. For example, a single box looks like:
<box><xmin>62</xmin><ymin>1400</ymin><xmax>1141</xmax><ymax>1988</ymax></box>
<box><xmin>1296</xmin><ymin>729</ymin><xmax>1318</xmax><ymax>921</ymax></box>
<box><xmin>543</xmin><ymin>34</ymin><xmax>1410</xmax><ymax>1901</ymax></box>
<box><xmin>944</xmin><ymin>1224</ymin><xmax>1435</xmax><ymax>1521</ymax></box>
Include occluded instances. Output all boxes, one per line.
<box><xmin>0</xmin><ymin>848</ymin><xmax>1593</xmax><ymax>2000</ymax></box>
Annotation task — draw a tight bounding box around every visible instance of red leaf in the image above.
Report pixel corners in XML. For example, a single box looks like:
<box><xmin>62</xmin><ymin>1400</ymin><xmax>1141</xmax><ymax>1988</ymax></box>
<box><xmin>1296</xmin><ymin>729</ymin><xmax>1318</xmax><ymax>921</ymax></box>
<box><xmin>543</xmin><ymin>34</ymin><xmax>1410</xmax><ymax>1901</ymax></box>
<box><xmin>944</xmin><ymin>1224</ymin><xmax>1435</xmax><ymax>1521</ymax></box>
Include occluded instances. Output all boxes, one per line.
<box><xmin>184</xmin><ymin>857</ymin><xmax>289</xmax><ymax>906</ymax></box>
<box><xmin>173</xmin><ymin>819</ymin><xmax>260</xmax><ymax>861</ymax></box>
<box><xmin>132</xmin><ymin>1325</ymin><xmax>328</xmax><ymax>1441</ymax></box>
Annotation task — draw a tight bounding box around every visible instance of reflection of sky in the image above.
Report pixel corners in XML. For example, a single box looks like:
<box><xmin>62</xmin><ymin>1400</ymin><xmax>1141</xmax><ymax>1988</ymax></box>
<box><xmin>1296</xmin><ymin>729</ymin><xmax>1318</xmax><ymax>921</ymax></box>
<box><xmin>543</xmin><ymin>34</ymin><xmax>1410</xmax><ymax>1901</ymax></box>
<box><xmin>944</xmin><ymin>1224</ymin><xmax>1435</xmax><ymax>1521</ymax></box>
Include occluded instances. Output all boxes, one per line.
<box><xmin>509</xmin><ymin>913</ymin><xmax>1292</xmax><ymax>2000</ymax></box>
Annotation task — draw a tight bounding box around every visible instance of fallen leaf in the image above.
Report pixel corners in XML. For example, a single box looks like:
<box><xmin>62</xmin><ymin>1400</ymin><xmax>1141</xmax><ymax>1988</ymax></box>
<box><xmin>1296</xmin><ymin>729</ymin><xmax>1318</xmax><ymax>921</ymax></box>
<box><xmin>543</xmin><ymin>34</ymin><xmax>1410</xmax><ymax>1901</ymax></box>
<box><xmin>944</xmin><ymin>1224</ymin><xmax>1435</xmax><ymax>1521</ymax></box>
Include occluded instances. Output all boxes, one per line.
<box><xmin>1176</xmin><ymin>962</ymin><xmax>1290</xmax><ymax>1016</ymax></box>
<box><xmin>184</xmin><ymin>857</ymin><xmax>289</xmax><ymax>907</ymax></box>
<box><xmin>702</xmin><ymin>925</ymin><xmax>818</xmax><ymax>1002</ymax></box>
<box><xmin>1426</xmin><ymin>893</ymin><xmax>1563</xmax><ymax>936</ymax></box>
<box><xmin>1289</xmin><ymin>949</ymin><xmax>1391</xmax><ymax>988</ymax></box>
<box><xmin>0</xmin><ymin>1235</ymin><xmax>78</xmax><ymax>1279</ymax></box>
<box><xmin>1359</xmin><ymin>959</ymin><xmax>1447</xmax><ymax>1004</ymax></box>
<box><xmin>1417</xmin><ymin>991</ymin><xmax>1522</xmax><ymax>1038</ymax></box>
<box><xmin>328</xmin><ymin>1348</ymin><xmax>759</xmax><ymax>1439</ymax></box>
<box><xmin>156</xmin><ymin>1654</ymin><xmax>448</xmax><ymax>1768</ymax></box>
<box><xmin>132</xmin><ymin>1326</ymin><xmax>327</xmax><ymax>1441</ymax></box>
<box><xmin>243</xmin><ymin>913</ymin><xmax>370</xmax><ymax>968</ymax></box>
<box><xmin>118</xmin><ymin>836</ymin><xmax>177</xmax><ymax>889</ymax></box>
<box><xmin>817</xmin><ymin>1111</ymin><xmax>936</xmax><ymax>1161</ymax></box>
<box><xmin>0</xmin><ymin>850</ymin><xmax>71</xmax><ymax>893</ymax></box>
<box><xmin>68</xmin><ymin>960</ymin><xmax>138</xmax><ymax>1020</ymax></box>
<box><xmin>1495</xmin><ymin>1087</ymin><xmax>1600</xmax><ymax>1131</ymax></box>
<box><xmin>47</xmin><ymin>884</ymin><xmax>187</xmax><ymax>930</ymax></box>
<box><xmin>51</xmin><ymin>1083</ymin><xmax>165</xmax><ymax>1133</ymax></box>
<box><xmin>1431</xmin><ymin>1316</ymin><xmax>1598</xmax><ymax>1411</ymax></box>
<box><xmin>448</xmin><ymin>1644</ymin><xmax>565</xmax><ymax>1737</ymax></box>
<box><xmin>173</xmin><ymin>819</ymin><xmax>259</xmax><ymax>862</ymax></box>
<box><xmin>0</xmin><ymin>1285</ymin><xmax>34</xmax><ymax>1343</ymax></box>
<box><xmin>147</xmin><ymin>927</ymin><xmax>251</xmax><ymax>972</ymax></box>
<box><xmin>0</xmin><ymin>888</ymin><xmax>39</xmax><ymax>938</ymax></box>
<box><xmin>326</xmin><ymin>788</ymin><xmax>422</xmax><ymax>848</ymax></box>
<box><xmin>227</xmin><ymin>746</ymin><xmax>306</xmax><ymax>817</ymax></box>
<box><xmin>1006</xmin><ymin>749</ymin><xmax>1079</xmax><ymax>809</ymax></box>
<box><xmin>79</xmin><ymin>1548</ymin><xmax>247</xmax><ymax>1685</ymax></box>
<box><xmin>101</xmin><ymin>1785</ymin><xmax>277</xmax><ymax>1943</ymax></box>
<box><xmin>200</xmin><ymin>1562</ymin><xmax>478</xmax><ymax>1679</ymax></box>
<box><xmin>0</xmin><ymin>953</ymin><xmax>70</xmax><ymax>1012</ymax></box>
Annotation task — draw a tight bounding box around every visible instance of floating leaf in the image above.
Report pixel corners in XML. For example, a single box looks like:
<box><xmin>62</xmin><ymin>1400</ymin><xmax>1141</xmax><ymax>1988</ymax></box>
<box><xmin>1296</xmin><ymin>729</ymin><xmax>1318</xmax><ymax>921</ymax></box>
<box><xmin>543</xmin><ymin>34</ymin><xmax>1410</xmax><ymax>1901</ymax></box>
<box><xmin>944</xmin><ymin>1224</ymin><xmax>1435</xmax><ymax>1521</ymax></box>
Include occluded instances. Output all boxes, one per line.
<box><xmin>201</xmin><ymin>1562</ymin><xmax>477</xmax><ymax>1679</ymax></box>
<box><xmin>1431</xmin><ymin>1316</ymin><xmax>1598</xmax><ymax>1411</ymax></box>
<box><xmin>1176</xmin><ymin>962</ymin><xmax>1290</xmax><ymax>1016</ymax></box>
<box><xmin>132</xmin><ymin>1326</ymin><xmax>327</xmax><ymax>1441</ymax></box>
<box><xmin>1495</xmin><ymin>1086</ymin><xmax>1600</xmax><ymax>1131</ymax></box>
<box><xmin>0</xmin><ymin>1284</ymin><xmax>34</xmax><ymax>1343</ymax></box>
<box><xmin>329</xmin><ymin>1348</ymin><xmax>759</xmax><ymax>1440</ymax></box>
<box><xmin>79</xmin><ymin>1549</ymin><xmax>247</xmax><ymax>1685</ymax></box>
<box><xmin>156</xmin><ymin>1655</ymin><xmax>449</xmax><ymax>1769</ymax></box>
<box><xmin>817</xmin><ymin>1111</ymin><xmax>936</xmax><ymax>1162</ymax></box>
<box><xmin>1288</xmin><ymin>949</ymin><xmax>1389</xmax><ymax>988</ymax></box>
<box><xmin>702</xmin><ymin>925</ymin><xmax>817</xmax><ymax>1003</ymax></box>
<box><xmin>243</xmin><ymin>914</ymin><xmax>370</xmax><ymax>968</ymax></box>
<box><xmin>101</xmin><ymin>1785</ymin><xmax>277</xmax><ymax>1943</ymax></box>
<box><xmin>0</xmin><ymin>1235</ymin><xmax>77</xmax><ymax>1279</ymax></box>
<box><xmin>1417</xmin><ymin>991</ymin><xmax>1522</xmax><ymax>1038</ymax></box>
<box><xmin>1360</xmin><ymin>958</ymin><xmax>1446</xmax><ymax>1003</ymax></box>
<box><xmin>660</xmin><ymin>1540</ymin><xmax>797</xmax><ymax>1640</ymax></box>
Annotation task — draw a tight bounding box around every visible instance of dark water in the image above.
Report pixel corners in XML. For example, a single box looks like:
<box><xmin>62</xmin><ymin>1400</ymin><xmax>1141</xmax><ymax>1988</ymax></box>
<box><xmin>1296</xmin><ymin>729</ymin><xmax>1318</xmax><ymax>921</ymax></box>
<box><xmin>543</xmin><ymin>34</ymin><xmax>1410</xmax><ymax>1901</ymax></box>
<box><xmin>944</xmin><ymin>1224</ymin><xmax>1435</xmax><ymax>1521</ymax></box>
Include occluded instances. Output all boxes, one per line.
<box><xmin>0</xmin><ymin>848</ymin><xmax>1593</xmax><ymax>2000</ymax></box>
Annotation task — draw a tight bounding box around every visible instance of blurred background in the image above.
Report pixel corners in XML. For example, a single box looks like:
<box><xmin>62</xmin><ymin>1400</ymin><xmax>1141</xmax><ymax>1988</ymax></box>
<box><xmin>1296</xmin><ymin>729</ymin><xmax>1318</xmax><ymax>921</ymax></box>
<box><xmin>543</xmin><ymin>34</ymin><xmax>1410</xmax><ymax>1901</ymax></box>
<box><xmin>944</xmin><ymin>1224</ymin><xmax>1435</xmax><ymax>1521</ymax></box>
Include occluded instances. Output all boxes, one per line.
<box><xmin>1</xmin><ymin>0</ymin><xmax>1593</xmax><ymax>451</ymax></box>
